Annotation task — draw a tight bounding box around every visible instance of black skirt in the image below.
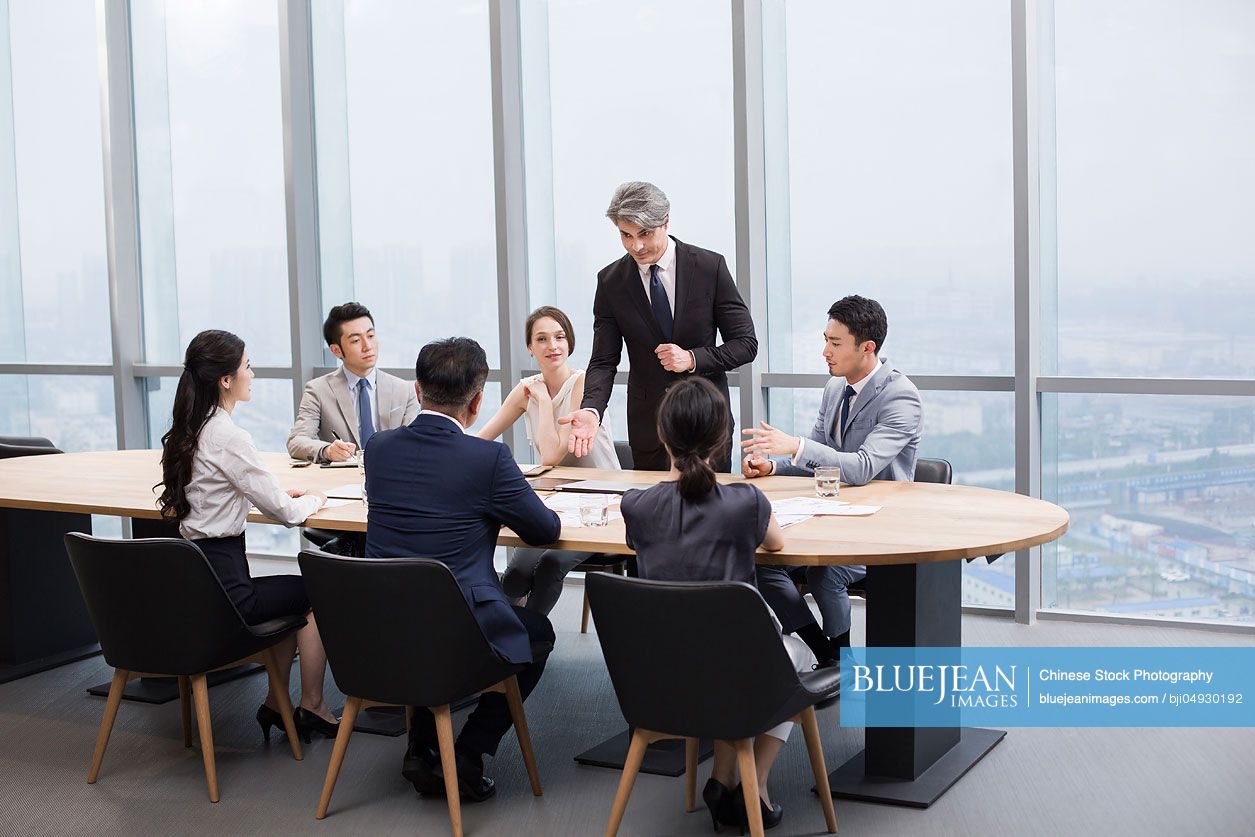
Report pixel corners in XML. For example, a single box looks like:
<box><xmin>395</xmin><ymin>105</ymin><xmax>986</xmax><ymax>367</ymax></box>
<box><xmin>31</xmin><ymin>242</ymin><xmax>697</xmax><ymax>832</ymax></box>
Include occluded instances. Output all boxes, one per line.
<box><xmin>190</xmin><ymin>534</ymin><xmax>310</xmax><ymax>625</ymax></box>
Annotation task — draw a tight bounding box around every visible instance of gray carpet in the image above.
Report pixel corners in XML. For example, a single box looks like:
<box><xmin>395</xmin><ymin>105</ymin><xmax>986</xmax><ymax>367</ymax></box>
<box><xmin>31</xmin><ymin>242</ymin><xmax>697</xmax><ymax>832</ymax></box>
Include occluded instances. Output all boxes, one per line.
<box><xmin>2</xmin><ymin>590</ymin><xmax>1253</xmax><ymax>836</ymax></box>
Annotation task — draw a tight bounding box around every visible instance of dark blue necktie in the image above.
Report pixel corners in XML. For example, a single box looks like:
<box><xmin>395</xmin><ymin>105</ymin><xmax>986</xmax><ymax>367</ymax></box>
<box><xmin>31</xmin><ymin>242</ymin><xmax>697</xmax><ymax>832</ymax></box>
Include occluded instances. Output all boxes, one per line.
<box><xmin>648</xmin><ymin>264</ymin><xmax>673</xmax><ymax>341</ymax></box>
<box><xmin>837</xmin><ymin>385</ymin><xmax>856</xmax><ymax>444</ymax></box>
<box><xmin>357</xmin><ymin>378</ymin><xmax>375</xmax><ymax>447</ymax></box>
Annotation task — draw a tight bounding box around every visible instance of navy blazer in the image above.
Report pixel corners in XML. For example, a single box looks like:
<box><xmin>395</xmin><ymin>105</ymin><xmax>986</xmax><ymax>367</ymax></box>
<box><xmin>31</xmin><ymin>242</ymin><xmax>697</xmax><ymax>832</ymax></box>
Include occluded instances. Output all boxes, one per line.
<box><xmin>363</xmin><ymin>413</ymin><xmax>562</xmax><ymax>664</ymax></box>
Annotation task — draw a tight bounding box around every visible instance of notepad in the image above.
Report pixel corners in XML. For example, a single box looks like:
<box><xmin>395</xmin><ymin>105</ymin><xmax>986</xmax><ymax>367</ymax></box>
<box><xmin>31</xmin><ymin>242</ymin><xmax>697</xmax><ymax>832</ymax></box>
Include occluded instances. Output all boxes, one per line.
<box><xmin>327</xmin><ymin>483</ymin><xmax>362</xmax><ymax>500</ymax></box>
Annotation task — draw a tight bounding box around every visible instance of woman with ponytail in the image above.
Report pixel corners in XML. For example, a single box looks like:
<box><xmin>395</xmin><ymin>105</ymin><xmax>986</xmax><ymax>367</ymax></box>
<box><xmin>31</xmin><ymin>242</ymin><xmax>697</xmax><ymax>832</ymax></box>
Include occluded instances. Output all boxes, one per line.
<box><xmin>620</xmin><ymin>376</ymin><xmax>809</xmax><ymax>832</ymax></box>
<box><xmin>158</xmin><ymin>329</ymin><xmax>339</xmax><ymax>743</ymax></box>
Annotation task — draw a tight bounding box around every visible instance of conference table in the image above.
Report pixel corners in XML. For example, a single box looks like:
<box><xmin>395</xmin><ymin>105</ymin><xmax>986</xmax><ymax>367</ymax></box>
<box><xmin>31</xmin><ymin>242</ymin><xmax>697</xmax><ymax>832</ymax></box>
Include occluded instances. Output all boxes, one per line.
<box><xmin>0</xmin><ymin>449</ymin><xmax>1068</xmax><ymax>808</ymax></box>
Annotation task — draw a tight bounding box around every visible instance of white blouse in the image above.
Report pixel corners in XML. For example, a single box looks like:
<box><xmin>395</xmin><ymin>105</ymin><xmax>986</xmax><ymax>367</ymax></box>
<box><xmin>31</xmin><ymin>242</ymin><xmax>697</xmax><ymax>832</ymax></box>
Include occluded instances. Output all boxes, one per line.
<box><xmin>179</xmin><ymin>409</ymin><xmax>324</xmax><ymax>540</ymax></box>
<box><xmin>522</xmin><ymin>369</ymin><xmax>621</xmax><ymax>470</ymax></box>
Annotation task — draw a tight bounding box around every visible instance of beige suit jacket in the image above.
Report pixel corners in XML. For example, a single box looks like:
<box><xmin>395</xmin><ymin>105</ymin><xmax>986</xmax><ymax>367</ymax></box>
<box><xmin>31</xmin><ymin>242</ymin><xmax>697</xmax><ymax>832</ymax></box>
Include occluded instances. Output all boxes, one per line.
<box><xmin>286</xmin><ymin>369</ymin><xmax>420</xmax><ymax>461</ymax></box>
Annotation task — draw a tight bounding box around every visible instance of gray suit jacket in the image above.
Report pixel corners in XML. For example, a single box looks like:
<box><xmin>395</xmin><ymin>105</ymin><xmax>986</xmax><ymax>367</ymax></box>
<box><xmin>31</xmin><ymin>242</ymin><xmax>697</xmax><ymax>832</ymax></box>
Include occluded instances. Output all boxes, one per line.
<box><xmin>771</xmin><ymin>359</ymin><xmax>922</xmax><ymax>485</ymax></box>
<box><xmin>286</xmin><ymin>369</ymin><xmax>420</xmax><ymax>461</ymax></box>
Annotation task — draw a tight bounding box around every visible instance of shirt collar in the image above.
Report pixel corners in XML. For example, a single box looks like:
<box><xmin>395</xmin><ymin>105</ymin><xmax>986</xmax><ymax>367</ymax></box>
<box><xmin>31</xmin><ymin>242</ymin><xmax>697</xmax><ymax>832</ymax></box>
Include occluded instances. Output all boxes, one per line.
<box><xmin>418</xmin><ymin>409</ymin><xmax>467</xmax><ymax>433</ymax></box>
<box><xmin>636</xmin><ymin>235</ymin><xmax>677</xmax><ymax>281</ymax></box>
<box><xmin>342</xmin><ymin>365</ymin><xmax>378</xmax><ymax>391</ymax></box>
<box><xmin>846</xmin><ymin>357</ymin><xmax>887</xmax><ymax>396</ymax></box>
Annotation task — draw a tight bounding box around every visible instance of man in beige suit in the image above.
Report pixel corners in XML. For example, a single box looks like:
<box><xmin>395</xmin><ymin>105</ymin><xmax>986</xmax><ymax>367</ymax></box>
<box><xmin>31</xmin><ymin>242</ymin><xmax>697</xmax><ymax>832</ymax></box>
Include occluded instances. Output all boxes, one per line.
<box><xmin>287</xmin><ymin>302</ymin><xmax>420</xmax><ymax>463</ymax></box>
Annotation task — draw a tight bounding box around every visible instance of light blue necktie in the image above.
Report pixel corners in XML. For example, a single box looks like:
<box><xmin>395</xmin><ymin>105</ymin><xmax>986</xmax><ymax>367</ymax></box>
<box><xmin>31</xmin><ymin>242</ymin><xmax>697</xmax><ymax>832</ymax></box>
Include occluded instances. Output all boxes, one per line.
<box><xmin>357</xmin><ymin>378</ymin><xmax>375</xmax><ymax>448</ymax></box>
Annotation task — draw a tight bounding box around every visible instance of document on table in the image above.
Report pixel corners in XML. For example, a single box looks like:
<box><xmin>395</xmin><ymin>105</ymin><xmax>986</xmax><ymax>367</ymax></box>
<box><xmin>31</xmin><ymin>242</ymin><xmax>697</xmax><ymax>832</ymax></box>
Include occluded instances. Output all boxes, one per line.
<box><xmin>322</xmin><ymin>498</ymin><xmax>356</xmax><ymax>509</ymax></box>
<box><xmin>542</xmin><ymin>492</ymin><xmax>623</xmax><ymax>528</ymax></box>
<box><xmin>327</xmin><ymin>483</ymin><xmax>362</xmax><ymax>500</ymax></box>
<box><xmin>771</xmin><ymin>496</ymin><xmax>881</xmax><ymax>518</ymax></box>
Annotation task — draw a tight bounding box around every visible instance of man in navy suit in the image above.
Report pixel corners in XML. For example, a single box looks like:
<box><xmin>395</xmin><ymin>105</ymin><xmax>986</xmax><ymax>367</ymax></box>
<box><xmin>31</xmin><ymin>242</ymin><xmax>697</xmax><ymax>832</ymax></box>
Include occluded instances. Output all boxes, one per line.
<box><xmin>365</xmin><ymin>337</ymin><xmax>561</xmax><ymax>803</ymax></box>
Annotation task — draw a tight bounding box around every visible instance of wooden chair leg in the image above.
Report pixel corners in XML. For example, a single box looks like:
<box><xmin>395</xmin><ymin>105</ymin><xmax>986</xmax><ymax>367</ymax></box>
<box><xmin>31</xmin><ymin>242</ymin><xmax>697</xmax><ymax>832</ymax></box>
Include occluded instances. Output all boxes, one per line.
<box><xmin>87</xmin><ymin>668</ymin><xmax>129</xmax><ymax>783</ymax></box>
<box><xmin>178</xmin><ymin>675</ymin><xmax>192</xmax><ymax>748</ymax></box>
<box><xmin>797</xmin><ymin>705</ymin><xmax>838</xmax><ymax>833</ymax></box>
<box><xmin>316</xmin><ymin>696</ymin><xmax>362</xmax><ymax>820</ymax></box>
<box><xmin>581</xmin><ymin>585</ymin><xmax>592</xmax><ymax>633</ymax></box>
<box><xmin>190</xmin><ymin>674</ymin><xmax>219</xmax><ymax>803</ymax></box>
<box><xmin>502</xmin><ymin>675</ymin><xmax>542</xmax><ymax>796</ymax></box>
<box><xmin>684</xmin><ymin>737</ymin><xmax>698</xmax><ymax>812</ymax></box>
<box><xmin>261</xmin><ymin>647</ymin><xmax>303</xmax><ymax>761</ymax></box>
<box><xmin>433</xmin><ymin>705</ymin><xmax>462</xmax><ymax>837</ymax></box>
<box><xmin>733</xmin><ymin>738</ymin><xmax>764</xmax><ymax>837</ymax></box>
<box><xmin>605</xmin><ymin>728</ymin><xmax>651</xmax><ymax>837</ymax></box>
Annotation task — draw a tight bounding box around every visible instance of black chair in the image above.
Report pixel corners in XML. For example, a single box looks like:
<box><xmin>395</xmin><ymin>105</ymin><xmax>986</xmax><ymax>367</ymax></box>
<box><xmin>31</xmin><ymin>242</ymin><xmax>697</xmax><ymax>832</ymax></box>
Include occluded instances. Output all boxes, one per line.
<box><xmin>0</xmin><ymin>434</ymin><xmax>61</xmax><ymax>458</ymax></box>
<box><xmin>63</xmin><ymin>534</ymin><xmax>306</xmax><ymax>802</ymax></box>
<box><xmin>574</xmin><ymin>440</ymin><xmax>636</xmax><ymax>633</ymax></box>
<box><xmin>298</xmin><ymin>551</ymin><xmax>542</xmax><ymax>836</ymax></box>
<box><xmin>587</xmin><ymin>574</ymin><xmax>839</xmax><ymax>837</ymax></box>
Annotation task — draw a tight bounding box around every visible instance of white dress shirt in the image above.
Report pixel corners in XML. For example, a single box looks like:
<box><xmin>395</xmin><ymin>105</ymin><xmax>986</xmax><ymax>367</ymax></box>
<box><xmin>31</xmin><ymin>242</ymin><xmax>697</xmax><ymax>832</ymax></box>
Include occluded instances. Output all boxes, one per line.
<box><xmin>418</xmin><ymin>408</ymin><xmax>467</xmax><ymax>432</ymax></box>
<box><xmin>342</xmin><ymin>365</ymin><xmax>379</xmax><ymax>430</ymax></box>
<box><xmin>179</xmin><ymin>409</ymin><xmax>324</xmax><ymax>540</ymax></box>
<box><xmin>636</xmin><ymin>235</ymin><xmax>678</xmax><ymax>316</ymax></box>
<box><xmin>791</xmin><ymin>360</ymin><xmax>884</xmax><ymax>466</ymax></box>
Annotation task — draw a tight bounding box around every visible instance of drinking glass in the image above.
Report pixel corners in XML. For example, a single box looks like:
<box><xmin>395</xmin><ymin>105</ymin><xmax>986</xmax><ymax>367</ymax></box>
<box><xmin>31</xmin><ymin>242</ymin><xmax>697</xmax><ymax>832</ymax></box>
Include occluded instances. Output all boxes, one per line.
<box><xmin>579</xmin><ymin>494</ymin><xmax>609</xmax><ymax>527</ymax></box>
<box><xmin>814</xmin><ymin>466</ymin><xmax>841</xmax><ymax>498</ymax></box>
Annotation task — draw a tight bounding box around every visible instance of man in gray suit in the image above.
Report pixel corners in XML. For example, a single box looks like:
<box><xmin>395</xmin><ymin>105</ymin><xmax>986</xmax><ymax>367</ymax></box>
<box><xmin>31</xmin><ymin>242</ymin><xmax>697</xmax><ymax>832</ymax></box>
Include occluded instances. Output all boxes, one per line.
<box><xmin>287</xmin><ymin>301</ymin><xmax>421</xmax><ymax>463</ymax></box>
<box><xmin>741</xmin><ymin>295</ymin><xmax>922</xmax><ymax>667</ymax></box>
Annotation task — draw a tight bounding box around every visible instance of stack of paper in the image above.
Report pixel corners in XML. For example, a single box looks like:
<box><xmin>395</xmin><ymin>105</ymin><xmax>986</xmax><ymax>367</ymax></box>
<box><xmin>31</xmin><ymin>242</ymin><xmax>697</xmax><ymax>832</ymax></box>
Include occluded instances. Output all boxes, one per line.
<box><xmin>769</xmin><ymin>496</ymin><xmax>881</xmax><ymax>526</ymax></box>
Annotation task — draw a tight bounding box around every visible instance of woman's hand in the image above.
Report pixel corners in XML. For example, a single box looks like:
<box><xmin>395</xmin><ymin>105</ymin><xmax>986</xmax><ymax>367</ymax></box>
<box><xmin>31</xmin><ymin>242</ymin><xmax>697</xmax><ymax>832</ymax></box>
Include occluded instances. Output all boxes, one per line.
<box><xmin>525</xmin><ymin>379</ymin><xmax>551</xmax><ymax>404</ymax></box>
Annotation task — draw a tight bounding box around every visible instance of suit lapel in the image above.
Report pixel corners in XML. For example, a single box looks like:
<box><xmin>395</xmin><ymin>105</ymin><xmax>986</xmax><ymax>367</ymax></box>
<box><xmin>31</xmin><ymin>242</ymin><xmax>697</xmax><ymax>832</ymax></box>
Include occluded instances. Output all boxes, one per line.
<box><xmin>671</xmin><ymin>237</ymin><xmax>692</xmax><ymax>333</ymax></box>
<box><xmin>843</xmin><ymin>362</ymin><xmax>891</xmax><ymax>436</ymax></box>
<box><xmin>375</xmin><ymin>375</ymin><xmax>396</xmax><ymax>430</ymax></box>
<box><xmin>330</xmin><ymin>372</ymin><xmax>361</xmax><ymax>447</ymax></box>
<box><xmin>620</xmin><ymin>255</ymin><xmax>666</xmax><ymax>344</ymax></box>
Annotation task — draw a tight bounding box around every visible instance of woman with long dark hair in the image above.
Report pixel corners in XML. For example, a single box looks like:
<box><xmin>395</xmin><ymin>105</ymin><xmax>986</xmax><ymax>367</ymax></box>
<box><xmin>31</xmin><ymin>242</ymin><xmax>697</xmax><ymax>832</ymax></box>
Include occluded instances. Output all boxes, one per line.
<box><xmin>620</xmin><ymin>377</ymin><xmax>810</xmax><ymax>832</ymax></box>
<box><xmin>157</xmin><ymin>329</ymin><xmax>338</xmax><ymax>741</ymax></box>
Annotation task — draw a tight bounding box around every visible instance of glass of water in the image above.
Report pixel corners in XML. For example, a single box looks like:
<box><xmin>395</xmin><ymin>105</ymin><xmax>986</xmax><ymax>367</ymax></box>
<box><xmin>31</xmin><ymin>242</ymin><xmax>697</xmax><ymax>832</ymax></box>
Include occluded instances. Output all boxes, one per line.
<box><xmin>579</xmin><ymin>494</ymin><xmax>609</xmax><ymax>527</ymax></box>
<box><xmin>814</xmin><ymin>466</ymin><xmax>841</xmax><ymax>498</ymax></box>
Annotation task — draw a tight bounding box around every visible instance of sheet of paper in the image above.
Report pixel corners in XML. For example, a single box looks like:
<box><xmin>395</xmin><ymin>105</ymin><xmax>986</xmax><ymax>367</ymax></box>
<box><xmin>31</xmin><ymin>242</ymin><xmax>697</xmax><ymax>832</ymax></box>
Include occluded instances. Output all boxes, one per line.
<box><xmin>822</xmin><ymin>504</ymin><xmax>881</xmax><ymax>516</ymax></box>
<box><xmin>327</xmin><ymin>483</ymin><xmax>362</xmax><ymax>500</ymax></box>
<box><xmin>771</xmin><ymin>497</ymin><xmax>851</xmax><ymax>515</ymax></box>
<box><xmin>321</xmin><ymin>459</ymin><xmax>359</xmax><ymax>468</ymax></box>
<box><xmin>322</xmin><ymin>498</ymin><xmax>357</xmax><ymax>509</ymax></box>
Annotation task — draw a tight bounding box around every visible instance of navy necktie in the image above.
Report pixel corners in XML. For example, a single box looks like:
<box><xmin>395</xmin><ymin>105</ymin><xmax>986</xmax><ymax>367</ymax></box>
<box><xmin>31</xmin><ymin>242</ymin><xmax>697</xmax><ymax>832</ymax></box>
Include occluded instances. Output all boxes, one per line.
<box><xmin>357</xmin><ymin>378</ymin><xmax>375</xmax><ymax>448</ymax></box>
<box><xmin>837</xmin><ymin>385</ymin><xmax>856</xmax><ymax>444</ymax></box>
<box><xmin>648</xmin><ymin>264</ymin><xmax>673</xmax><ymax>341</ymax></box>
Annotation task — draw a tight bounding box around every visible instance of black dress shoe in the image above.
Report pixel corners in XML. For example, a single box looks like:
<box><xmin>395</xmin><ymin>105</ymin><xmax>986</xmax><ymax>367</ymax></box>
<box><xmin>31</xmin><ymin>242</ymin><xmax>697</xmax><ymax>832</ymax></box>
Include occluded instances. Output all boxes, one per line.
<box><xmin>293</xmin><ymin>707</ymin><xmax>340</xmax><ymax>744</ymax></box>
<box><xmin>402</xmin><ymin>743</ymin><xmax>445</xmax><ymax>796</ymax></box>
<box><xmin>728</xmin><ymin>784</ymin><xmax>784</xmax><ymax>832</ymax></box>
<box><xmin>702</xmin><ymin>778</ymin><xmax>733</xmax><ymax>831</ymax></box>
<box><xmin>450</xmin><ymin>749</ymin><xmax>495</xmax><ymax>803</ymax></box>
<box><xmin>256</xmin><ymin>704</ymin><xmax>285</xmax><ymax>742</ymax></box>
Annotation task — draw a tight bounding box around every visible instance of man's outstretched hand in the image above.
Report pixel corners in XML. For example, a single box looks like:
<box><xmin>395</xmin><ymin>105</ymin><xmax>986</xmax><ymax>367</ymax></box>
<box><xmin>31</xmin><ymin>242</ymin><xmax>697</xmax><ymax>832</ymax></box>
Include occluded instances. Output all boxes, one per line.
<box><xmin>558</xmin><ymin>409</ymin><xmax>600</xmax><ymax>458</ymax></box>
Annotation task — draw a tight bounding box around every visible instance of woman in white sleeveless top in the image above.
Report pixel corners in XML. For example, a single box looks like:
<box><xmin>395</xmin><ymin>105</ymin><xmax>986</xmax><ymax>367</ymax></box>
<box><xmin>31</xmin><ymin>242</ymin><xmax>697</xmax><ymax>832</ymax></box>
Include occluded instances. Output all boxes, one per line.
<box><xmin>477</xmin><ymin>306</ymin><xmax>620</xmax><ymax>613</ymax></box>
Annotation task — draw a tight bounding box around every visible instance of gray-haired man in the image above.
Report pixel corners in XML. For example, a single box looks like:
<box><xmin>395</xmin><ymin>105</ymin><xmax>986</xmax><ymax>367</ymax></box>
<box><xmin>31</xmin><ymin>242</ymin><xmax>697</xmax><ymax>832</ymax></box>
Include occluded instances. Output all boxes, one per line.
<box><xmin>562</xmin><ymin>181</ymin><xmax>757</xmax><ymax>471</ymax></box>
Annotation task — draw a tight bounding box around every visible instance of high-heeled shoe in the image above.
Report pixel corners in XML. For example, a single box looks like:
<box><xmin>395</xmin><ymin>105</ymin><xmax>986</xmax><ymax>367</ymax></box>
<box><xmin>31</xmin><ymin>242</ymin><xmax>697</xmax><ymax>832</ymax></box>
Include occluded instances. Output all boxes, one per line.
<box><xmin>728</xmin><ymin>784</ymin><xmax>784</xmax><ymax>833</ymax></box>
<box><xmin>702</xmin><ymin>778</ymin><xmax>734</xmax><ymax>831</ymax></box>
<box><xmin>293</xmin><ymin>707</ymin><xmax>340</xmax><ymax>743</ymax></box>
<box><xmin>255</xmin><ymin>704</ymin><xmax>286</xmax><ymax>742</ymax></box>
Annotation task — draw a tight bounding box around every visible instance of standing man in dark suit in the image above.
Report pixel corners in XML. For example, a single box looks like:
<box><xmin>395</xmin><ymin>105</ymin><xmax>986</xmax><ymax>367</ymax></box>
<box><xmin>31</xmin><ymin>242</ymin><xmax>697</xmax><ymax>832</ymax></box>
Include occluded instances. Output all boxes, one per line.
<box><xmin>365</xmin><ymin>337</ymin><xmax>561</xmax><ymax>804</ymax></box>
<box><xmin>561</xmin><ymin>181</ymin><xmax>757</xmax><ymax>471</ymax></box>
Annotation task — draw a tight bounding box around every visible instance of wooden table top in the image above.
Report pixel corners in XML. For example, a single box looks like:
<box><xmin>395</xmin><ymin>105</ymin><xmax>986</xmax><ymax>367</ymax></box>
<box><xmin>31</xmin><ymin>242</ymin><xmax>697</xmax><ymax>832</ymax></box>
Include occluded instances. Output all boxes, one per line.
<box><xmin>0</xmin><ymin>449</ymin><xmax>1068</xmax><ymax>567</ymax></box>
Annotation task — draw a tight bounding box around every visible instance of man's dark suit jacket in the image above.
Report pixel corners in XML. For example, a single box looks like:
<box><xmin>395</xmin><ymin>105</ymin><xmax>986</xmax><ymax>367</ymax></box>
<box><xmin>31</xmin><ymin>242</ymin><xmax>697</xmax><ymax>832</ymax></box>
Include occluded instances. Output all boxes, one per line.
<box><xmin>363</xmin><ymin>413</ymin><xmax>562</xmax><ymax>664</ymax></box>
<box><xmin>581</xmin><ymin>237</ymin><xmax>758</xmax><ymax>470</ymax></box>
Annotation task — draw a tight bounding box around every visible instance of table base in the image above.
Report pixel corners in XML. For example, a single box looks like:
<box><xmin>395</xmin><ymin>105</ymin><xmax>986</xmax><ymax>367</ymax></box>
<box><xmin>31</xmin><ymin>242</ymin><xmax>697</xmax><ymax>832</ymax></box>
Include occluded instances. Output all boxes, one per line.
<box><xmin>87</xmin><ymin>664</ymin><xmax>264</xmax><ymax>704</ymax></box>
<box><xmin>574</xmin><ymin>729</ymin><xmax>713</xmax><ymax>777</ymax></box>
<box><xmin>827</xmin><ymin>727</ymin><xmax>1005</xmax><ymax>808</ymax></box>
